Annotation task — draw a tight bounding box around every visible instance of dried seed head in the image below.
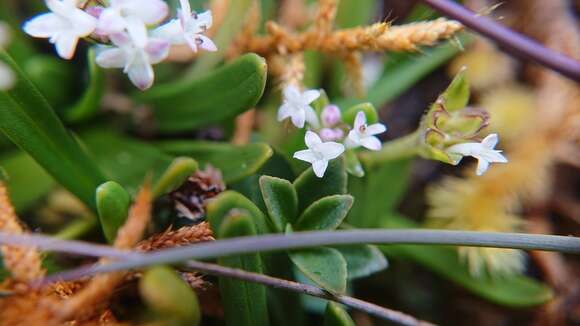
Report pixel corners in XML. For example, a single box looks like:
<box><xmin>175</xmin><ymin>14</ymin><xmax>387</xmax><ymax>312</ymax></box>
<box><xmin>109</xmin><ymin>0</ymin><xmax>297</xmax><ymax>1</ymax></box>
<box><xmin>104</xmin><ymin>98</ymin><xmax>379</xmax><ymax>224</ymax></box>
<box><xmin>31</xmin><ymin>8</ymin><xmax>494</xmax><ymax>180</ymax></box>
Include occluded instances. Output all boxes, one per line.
<box><xmin>136</xmin><ymin>222</ymin><xmax>215</xmax><ymax>252</ymax></box>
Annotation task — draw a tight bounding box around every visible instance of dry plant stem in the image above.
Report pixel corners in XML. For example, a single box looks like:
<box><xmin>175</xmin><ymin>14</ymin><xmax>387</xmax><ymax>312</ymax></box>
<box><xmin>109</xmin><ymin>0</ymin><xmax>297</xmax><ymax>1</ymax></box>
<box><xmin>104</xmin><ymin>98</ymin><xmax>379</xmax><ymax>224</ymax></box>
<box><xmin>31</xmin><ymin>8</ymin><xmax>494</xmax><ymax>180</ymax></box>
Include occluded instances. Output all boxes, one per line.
<box><xmin>183</xmin><ymin>260</ymin><xmax>432</xmax><ymax>326</ymax></box>
<box><xmin>232</xmin><ymin>109</ymin><xmax>256</xmax><ymax>145</ymax></box>
<box><xmin>0</xmin><ymin>182</ymin><xmax>45</xmax><ymax>282</ymax></box>
<box><xmin>420</xmin><ymin>0</ymin><xmax>580</xmax><ymax>81</ymax></box>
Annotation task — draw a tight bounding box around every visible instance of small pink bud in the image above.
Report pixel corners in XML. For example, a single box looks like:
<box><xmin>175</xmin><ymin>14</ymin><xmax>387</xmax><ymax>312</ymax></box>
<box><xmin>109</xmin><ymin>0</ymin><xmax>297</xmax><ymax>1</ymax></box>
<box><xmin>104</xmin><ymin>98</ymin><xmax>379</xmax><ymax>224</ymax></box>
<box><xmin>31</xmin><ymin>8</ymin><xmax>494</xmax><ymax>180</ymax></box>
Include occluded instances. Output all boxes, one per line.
<box><xmin>319</xmin><ymin>128</ymin><xmax>344</xmax><ymax>141</ymax></box>
<box><xmin>321</xmin><ymin>105</ymin><xmax>342</xmax><ymax>127</ymax></box>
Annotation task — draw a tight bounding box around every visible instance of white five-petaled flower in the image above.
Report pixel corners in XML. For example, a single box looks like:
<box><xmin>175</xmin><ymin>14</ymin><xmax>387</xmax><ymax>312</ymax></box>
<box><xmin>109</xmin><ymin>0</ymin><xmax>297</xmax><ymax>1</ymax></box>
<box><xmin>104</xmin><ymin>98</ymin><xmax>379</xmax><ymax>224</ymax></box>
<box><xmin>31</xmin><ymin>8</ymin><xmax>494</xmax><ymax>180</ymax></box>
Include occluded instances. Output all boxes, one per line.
<box><xmin>96</xmin><ymin>0</ymin><xmax>168</xmax><ymax>46</ymax></box>
<box><xmin>446</xmin><ymin>133</ymin><xmax>508</xmax><ymax>176</ymax></box>
<box><xmin>95</xmin><ymin>32</ymin><xmax>169</xmax><ymax>90</ymax></box>
<box><xmin>346</xmin><ymin>111</ymin><xmax>387</xmax><ymax>151</ymax></box>
<box><xmin>152</xmin><ymin>0</ymin><xmax>216</xmax><ymax>52</ymax></box>
<box><xmin>23</xmin><ymin>0</ymin><xmax>97</xmax><ymax>59</ymax></box>
<box><xmin>277</xmin><ymin>85</ymin><xmax>320</xmax><ymax>128</ymax></box>
<box><xmin>294</xmin><ymin>131</ymin><xmax>345</xmax><ymax>178</ymax></box>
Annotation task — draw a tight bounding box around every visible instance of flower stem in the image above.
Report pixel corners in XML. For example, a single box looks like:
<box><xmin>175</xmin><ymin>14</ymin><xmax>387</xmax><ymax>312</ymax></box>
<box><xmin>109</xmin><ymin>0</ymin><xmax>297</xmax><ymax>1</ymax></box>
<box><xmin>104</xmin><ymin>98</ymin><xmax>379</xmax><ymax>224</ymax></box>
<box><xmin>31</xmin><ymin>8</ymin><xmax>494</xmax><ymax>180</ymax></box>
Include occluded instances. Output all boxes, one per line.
<box><xmin>420</xmin><ymin>0</ymin><xmax>580</xmax><ymax>81</ymax></box>
<box><xmin>361</xmin><ymin>131</ymin><xmax>421</xmax><ymax>167</ymax></box>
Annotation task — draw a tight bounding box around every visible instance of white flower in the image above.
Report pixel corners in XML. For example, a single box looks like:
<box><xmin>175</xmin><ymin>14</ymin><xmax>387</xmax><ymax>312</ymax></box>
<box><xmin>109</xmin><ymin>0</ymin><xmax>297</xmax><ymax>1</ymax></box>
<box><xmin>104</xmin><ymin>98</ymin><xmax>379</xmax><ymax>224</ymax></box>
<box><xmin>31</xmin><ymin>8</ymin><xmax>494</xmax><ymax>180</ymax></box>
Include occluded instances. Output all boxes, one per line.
<box><xmin>346</xmin><ymin>111</ymin><xmax>387</xmax><ymax>151</ymax></box>
<box><xmin>294</xmin><ymin>131</ymin><xmax>345</xmax><ymax>178</ymax></box>
<box><xmin>446</xmin><ymin>133</ymin><xmax>508</xmax><ymax>176</ymax></box>
<box><xmin>96</xmin><ymin>0</ymin><xmax>168</xmax><ymax>46</ymax></box>
<box><xmin>152</xmin><ymin>0</ymin><xmax>216</xmax><ymax>52</ymax></box>
<box><xmin>277</xmin><ymin>85</ymin><xmax>320</xmax><ymax>128</ymax></box>
<box><xmin>23</xmin><ymin>0</ymin><xmax>97</xmax><ymax>59</ymax></box>
<box><xmin>95</xmin><ymin>32</ymin><xmax>169</xmax><ymax>90</ymax></box>
<box><xmin>0</xmin><ymin>61</ymin><xmax>15</xmax><ymax>90</ymax></box>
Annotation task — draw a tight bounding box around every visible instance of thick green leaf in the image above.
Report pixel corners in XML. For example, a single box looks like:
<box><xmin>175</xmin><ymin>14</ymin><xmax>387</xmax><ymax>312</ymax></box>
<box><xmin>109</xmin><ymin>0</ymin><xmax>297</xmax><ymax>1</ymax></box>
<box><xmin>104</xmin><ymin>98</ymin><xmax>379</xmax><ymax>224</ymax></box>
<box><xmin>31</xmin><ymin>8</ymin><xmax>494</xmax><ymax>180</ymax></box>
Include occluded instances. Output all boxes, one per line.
<box><xmin>441</xmin><ymin>67</ymin><xmax>469</xmax><ymax>111</ymax></box>
<box><xmin>152</xmin><ymin>157</ymin><xmax>198</xmax><ymax>198</ymax></box>
<box><xmin>206</xmin><ymin>190</ymin><xmax>270</xmax><ymax>234</ymax></box>
<box><xmin>342</xmin><ymin>102</ymin><xmax>378</xmax><ymax>126</ymax></box>
<box><xmin>324</xmin><ymin>302</ymin><xmax>355</xmax><ymax>326</ymax></box>
<box><xmin>344</xmin><ymin>150</ymin><xmax>364</xmax><ymax>177</ymax></box>
<box><xmin>96</xmin><ymin>181</ymin><xmax>131</xmax><ymax>243</ymax></box>
<box><xmin>335</xmin><ymin>245</ymin><xmax>388</xmax><ymax>280</ymax></box>
<box><xmin>140</xmin><ymin>54</ymin><xmax>267</xmax><ymax>133</ymax></box>
<box><xmin>65</xmin><ymin>48</ymin><xmax>106</xmax><ymax>123</ymax></box>
<box><xmin>347</xmin><ymin>159</ymin><xmax>411</xmax><ymax>227</ymax></box>
<box><xmin>0</xmin><ymin>50</ymin><xmax>105</xmax><ymax>209</ymax></box>
<box><xmin>81</xmin><ymin>130</ymin><xmax>175</xmax><ymax>195</ymax></box>
<box><xmin>259</xmin><ymin>176</ymin><xmax>298</xmax><ymax>232</ymax></box>
<box><xmin>294</xmin><ymin>158</ymin><xmax>347</xmax><ymax>212</ymax></box>
<box><xmin>294</xmin><ymin>195</ymin><xmax>353</xmax><ymax>231</ymax></box>
<box><xmin>155</xmin><ymin>140</ymin><xmax>272</xmax><ymax>183</ymax></box>
<box><xmin>215</xmin><ymin>213</ymin><xmax>270</xmax><ymax>326</ymax></box>
<box><xmin>140</xmin><ymin>266</ymin><xmax>201</xmax><ymax>325</ymax></box>
<box><xmin>290</xmin><ymin>247</ymin><xmax>348</xmax><ymax>294</ymax></box>
<box><xmin>380</xmin><ymin>215</ymin><xmax>554</xmax><ymax>307</ymax></box>
<box><xmin>0</xmin><ymin>151</ymin><xmax>54</xmax><ymax>212</ymax></box>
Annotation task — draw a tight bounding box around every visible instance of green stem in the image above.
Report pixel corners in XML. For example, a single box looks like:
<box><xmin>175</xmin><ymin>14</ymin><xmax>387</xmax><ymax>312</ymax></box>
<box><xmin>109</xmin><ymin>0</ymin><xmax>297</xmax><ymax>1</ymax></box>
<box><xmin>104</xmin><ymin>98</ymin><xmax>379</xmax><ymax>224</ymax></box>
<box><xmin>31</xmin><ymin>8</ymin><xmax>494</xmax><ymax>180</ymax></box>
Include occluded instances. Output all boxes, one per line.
<box><xmin>361</xmin><ymin>131</ymin><xmax>421</xmax><ymax>167</ymax></box>
<box><xmin>54</xmin><ymin>217</ymin><xmax>98</xmax><ymax>240</ymax></box>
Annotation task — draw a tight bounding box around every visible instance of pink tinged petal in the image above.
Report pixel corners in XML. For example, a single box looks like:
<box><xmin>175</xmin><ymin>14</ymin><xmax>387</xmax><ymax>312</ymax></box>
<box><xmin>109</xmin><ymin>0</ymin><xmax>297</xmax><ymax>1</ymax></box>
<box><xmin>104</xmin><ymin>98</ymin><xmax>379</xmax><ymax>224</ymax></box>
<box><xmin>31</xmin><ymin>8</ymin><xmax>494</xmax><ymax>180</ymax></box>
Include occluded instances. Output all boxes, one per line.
<box><xmin>312</xmin><ymin>160</ymin><xmax>329</xmax><ymax>178</ymax></box>
<box><xmin>366</xmin><ymin>123</ymin><xmax>386</xmax><ymax>136</ymax></box>
<box><xmin>198</xmin><ymin>35</ymin><xmax>217</xmax><ymax>51</ymax></box>
<box><xmin>277</xmin><ymin>103</ymin><xmax>292</xmax><ymax>121</ymax></box>
<box><xmin>290</xmin><ymin>110</ymin><xmax>306</xmax><ymax>128</ymax></box>
<box><xmin>70</xmin><ymin>9</ymin><xmax>97</xmax><ymax>36</ymax></box>
<box><xmin>293</xmin><ymin>149</ymin><xmax>317</xmax><ymax>163</ymax></box>
<box><xmin>108</xmin><ymin>31</ymin><xmax>131</xmax><ymax>47</ymax></box>
<box><xmin>179</xmin><ymin>0</ymin><xmax>192</xmax><ymax>17</ymax></box>
<box><xmin>302</xmin><ymin>89</ymin><xmax>320</xmax><ymax>104</ymax></box>
<box><xmin>23</xmin><ymin>13</ymin><xmax>64</xmax><ymax>38</ymax></box>
<box><xmin>85</xmin><ymin>6</ymin><xmax>104</xmax><ymax>19</ymax></box>
<box><xmin>304</xmin><ymin>106</ymin><xmax>319</xmax><ymax>128</ymax></box>
<box><xmin>321</xmin><ymin>105</ymin><xmax>341</xmax><ymax>126</ymax></box>
<box><xmin>354</xmin><ymin>111</ymin><xmax>367</xmax><ymax>130</ymax></box>
<box><xmin>54</xmin><ymin>34</ymin><xmax>79</xmax><ymax>59</ymax></box>
<box><xmin>476</xmin><ymin>160</ymin><xmax>490</xmax><ymax>176</ymax></box>
<box><xmin>152</xmin><ymin>19</ymin><xmax>183</xmax><ymax>44</ymax></box>
<box><xmin>95</xmin><ymin>47</ymin><xmax>127</xmax><ymax>68</ymax></box>
<box><xmin>347</xmin><ymin>129</ymin><xmax>361</xmax><ymax>146</ymax></box>
<box><xmin>481</xmin><ymin>133</ymin><xmax>499</xmax><ymax>149</ymax></box>
<box><xmin>130</xmin><ymin>0</ymin><xmax>169</xmax><ymax>25</ymax></box>
<box><xmin>319</xmin><ymin>142</ymin><xmax>345</xmax><ymax>160</ymax></box>
<box><xmin>184</xmin><ymin>34</ymin><xmax>199</xmax><ymax>52</ymax></box>
<box><xmin>305</xmin><ymin>131</ymin><xmax>322</xmax><ymax>148</ymax></box>
<box><xmin>197</xmin><ymin>10</ymin><xmax>213</xmax><ymax>29</ymax></box>
<box><xmin>96</xmin><ymin>9</ymin><xmax>125</xmax><ymax>35</ymax></box>
<box><xmin>125</xmin><ymin>16</ymin><xmax>148</xmax><ymax>48</ymax></box>
<box><xmin>360</xmin><ymin>136</ymin><xmax>382</xmax><ymax>151</ymax></box>
<box><xmin>283</xmin><ymin>84</ymin><xmax>300</xmax><ymax>101</ymax></box>
<box><xmin>146</xmin><ymin>38</ymin><xmax>170</xmax><ymax>64</ymax></box>
<box><xmin>319</xmin><ymin>128</ymin><xmax>336</xmax><ymax>141</ymax></box>
<box><xmin>127</xmin><ymin>62</ymin><xmax>154</xmax><ymax>90</ymax></box>
<box><xmin>46</xmin><ymin>0</ymin><xmax>72</xmax><ymax>17</ymax></box>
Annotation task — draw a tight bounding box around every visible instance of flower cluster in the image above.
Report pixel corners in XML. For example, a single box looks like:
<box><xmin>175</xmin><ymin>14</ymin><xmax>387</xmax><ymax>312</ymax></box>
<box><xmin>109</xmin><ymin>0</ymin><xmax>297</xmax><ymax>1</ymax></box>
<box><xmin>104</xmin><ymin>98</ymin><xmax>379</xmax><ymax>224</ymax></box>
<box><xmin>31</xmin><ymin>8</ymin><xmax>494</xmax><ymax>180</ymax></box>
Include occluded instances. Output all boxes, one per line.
<box><xmin>23</xmin><ymin>0</ymin><xmax>216</xmax><ymax>90</ymax></box>
<box><xmin>278</xmin><ymin>85</ymin><xmax>387</xmax><ymax>177</ymax></box>
<box><xmin>0</xmin><ymin>21</ymin><xmax>15</xmax><ymax>90</ymax></box>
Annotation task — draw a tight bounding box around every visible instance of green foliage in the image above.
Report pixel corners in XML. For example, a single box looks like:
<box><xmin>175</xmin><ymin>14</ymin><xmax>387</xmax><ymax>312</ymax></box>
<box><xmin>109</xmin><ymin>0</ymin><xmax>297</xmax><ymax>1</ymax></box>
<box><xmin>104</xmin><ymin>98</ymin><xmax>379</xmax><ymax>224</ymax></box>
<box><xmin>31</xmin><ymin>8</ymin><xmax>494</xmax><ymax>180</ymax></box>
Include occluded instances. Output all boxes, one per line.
<box><xmin>259</xmin><ymin>176</ymin><xmax>298</xmax><ymax>232</ymax></box>
<box><xmin>156</xmin><ymin>140</ymin><xmax>272</xmax><ymax>183</ymax></box>
<box><xmin>0</xmin><ymin>50</ymin><xmax>105</xmax><ymax>209</ymax></box>
<box><xmin>95</xmin><ymin>181</ymin><xmax>131</xmax><ymax>243</ymax></box>
<box><xmin>140</xmin><ymin>266</ymin><xmax>201</xmax><ymax>325</ymax></box>
<box><xmin>335</xmin><ymin>245</ymin><xmax>388</xmax><ymax>280</ymax></box>
<box><xmin>152</xmin><ymin>157</ymin><xmax>199</xmax><ymax>198</ymax></box>
<box><xmin>294</xmin><ymin>158</ymin><xmax>347</xmax><ymax>212</ymax></box>
<box><xmin>289</xmin><ymin>246</ymin><xmax>348</xmax><ymax>294</ymax></box>
<box><xmin>342</xmin><ymin>102</ymin><xmax>379</xmax><ymax>125</ymax></box>
<box><xmin>294</xmin><ymin>195</ymin><xmax>353</xmax><ymax>231</ymax></box>
<box><xmin>323</xmin><ymin>302</ymin><xmax>355</xmax><ymax>326</ymax></box>
<box><xmin>65</xmin><ymin>48</ymin><xmax>106</xmax><ymax>123</ymax></box>
<box><xmin>139</xmin><ymin>53</ymin><xmax>267</xmax><ymax>132</ymax></box>
<box><xmin>440</xmin><ymin>67</ymin><xmax>470</xmax><ymax>112</ymax></box>
<box><xmin>206</xmin><ymin>190</ymin><xmax>270</xmax><ymax>234</ymax></box>
<box><xmin>23</xmin><ymin>54</ymin><xmax>75</xmax><ymax>110</ymax></box>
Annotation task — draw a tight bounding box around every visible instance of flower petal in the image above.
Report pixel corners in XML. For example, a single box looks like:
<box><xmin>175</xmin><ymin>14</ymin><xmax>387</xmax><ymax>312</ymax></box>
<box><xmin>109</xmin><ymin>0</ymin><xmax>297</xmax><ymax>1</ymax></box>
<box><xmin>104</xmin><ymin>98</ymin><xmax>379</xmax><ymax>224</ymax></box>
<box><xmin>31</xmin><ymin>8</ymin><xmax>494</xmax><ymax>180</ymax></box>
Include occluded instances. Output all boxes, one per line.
<box><xmin>69</xmin><ymin>9</ymin><xmax>97</xmax><ymax>36</ymax></box>
<box><xmin>23</xmin><ymin>13</ymin><xmax>64</xmax><ymax>38</ymax></box>
<box><xmin>312</xmin><ymin>160</ymin><xmax>329</xmax><ymax>178</ymax></box>
<box><xmin>347</xmin><ymin>129</ymin><xmax>361</xmax><ymax>147</ymax></box>
<box><xmin>152</xmin><ymin>19</ymin><xmax>183</xmax><ymax>44</ymax></box>
<box><xmin>353</xmin><ymin>111</ymin><xmax>366</xmax><ymax>130</ymax></box>
<box><xmin>304</xmin><ymin>106</ymin><xmax>319</xmax><ymax>128</ymax></box>
<box><xmin>319</xmin><ymin>142</ymin><xmax>345</xmax><ymax>160</ymax></box>
<box><xmin>305</xmin><ymin>130</ymin><xmax>322</xmax><ymax>148</ymax></box>
<box><xmin>302</xmin><ymin>89</ymin><xmax>320</xmax><ymax>104</ymax></box>
<box><xmin>128</xmin><ymin>0</ymin><xmax>169</xmax><ymax>25</ymax></box>
<box><xmin>198</xmin><ymin>35</ymin><xmax>217</xmax><ymax>51</ymax></box>
<box><xmin>366</xmin><ymin>123</ymin><xmax>387</xmax><ymax>136</ymax></box>
<box><xmin>290</xmin><ymin>109</ymin><xmax>306</xmax><ymax>128</ymax></box>
<box><xmin>277</xmin><ymin>103</ymin><xmax>292</xmax><ymax>121</ymax></box>
<box><xmin>179</xmin><ymin>0</ymin><xmax>192</xmax><ymax>18</ymax></box>
<box><xmin>96</xmin><ymin>8</ymin><xmax>126</xmax><ymax>36</ymax></box>
<box><xmin>127</xmin><ymin>62</ymin><xmax>154</xmax><ymax>90</ymax></box>
<box><xmin>146</xmin><ymin>38</ymin><xmax>170</xmax><ymax>64</ymax></box>
<box><xmin>54</xmin><ymin>34</ymin><xmax>79</xmax><ymax>59</ymax></box>
<box><xmin>481</xmin><ymin>133</ymin><xmax>499</xmax><ymax>149</ymax></box>
<box><xmin>95</xmin><ymin>46</ymin><xmax>127</xmax><ymax>68</ymax></box>
<box><xmin>197</xmin><ymin>10</ymin><xmax>213</xmax><ymax>29</ymax></box>
<box><xmin>125</xmin><ymin>16</ymin><xmax>148</xmax><ymax>47</ymax></box>
<box><xmin>184</xmin><ymin>33</ymin><xmax>198</xmax><ymax>52</ymax></box>
<box><xmin>293</xmin><ymin>149</ymin><xmax>317</xmax><ymax>163</ymax></box>
<box><xmin>360</xmin><ymin>136</ymin><xmax>382</xmax><ymax>151</ymax></box>
<box><xmin>476</xmin><ymin>159</ymin><xmax>490</xmax><ymax>176</ymax></box>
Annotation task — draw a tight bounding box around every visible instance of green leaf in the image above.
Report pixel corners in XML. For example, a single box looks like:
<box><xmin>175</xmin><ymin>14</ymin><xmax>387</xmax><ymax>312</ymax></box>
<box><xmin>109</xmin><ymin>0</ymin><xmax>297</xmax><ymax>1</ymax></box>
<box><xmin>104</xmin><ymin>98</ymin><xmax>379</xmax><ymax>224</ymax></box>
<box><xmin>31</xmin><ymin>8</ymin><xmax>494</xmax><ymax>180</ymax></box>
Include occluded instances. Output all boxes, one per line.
<box><xmin>23</xmin><ymin>55</ymin><xmax>76</xmax><ymax>111</ymax></box>
<box><xmin>334</xmin><ymin>245</ymin><xmax>388</xmax><ymax>280</ymax></box>
<box><xmin>215</xmin><ymin>213</ymin><xmax>270</xmax><ymax>326</ymax></box>
<box><xmin>81</xmin><ymin>130</ymin><xmax>178</xmax><ymax>195</ymax></box>
<box><xmin>140</xmin><ymin>53</ymin><xmax>267</xmax><ymax>133</ymax></box>
<box><xmin>324</xmin><ymin>302</ymin><xmax>355</xmax><ymax>326</ymax></box>
<box><xmin>95</xmin><ymin>181</ymin><xmax>131</xmax><ymax>243</ymax></box>
<box><xmin>290</xmin><ymin>247</ymin><xmax>347</xmax><ymax>294</ymax></box>
<box><xmin>65</xmin><ymin>48</ymin><xmax>106</xmax><ymax>123</ymax></box>
<box><xmin>140</xmin><ymin>266</ymin><xmax>201</xmax><ymax>325</ymax></box>
<box><xmin>294</xmin><ymin>158</ymin><xmax>347</xmax><ymax>212</ymax></box>
<box><xmin>155</xmin><ymin>140</ymin><xmax>272</xmax><ymax>183</ymax></box>
<box><xmin>380</xmin><ymin>215</ymin><xmax>554</xmax><ymax>307</ymax></box>
<box><xmin>259</xmin><ymin>176</ymin><xmax>298</xmax><ymax>232</ymax></box>
<box><xmin>152</xmin><ymin>157</ymin><xmax>198</xmax><ymax>198</ymax></box>
<box><xmin>342</xmin><ymin>102</ymin><xmax>378</xmax><ymax>125</ymax></box>
<box><xmin>441</xmin><ymin>67</ymin><xmax>469</xmax><ymax>112</ymax></box>
<box><xmin>185</xmin><ymin>0</ymin><xmax>255</xmax><ymax>77</ymax></box>
<box><xmin>336</xmin><ymin>0</ymin><xmax>376</xmax><ymax>28</ymax></box>
<box><xmin>294</xmin><ymin>195</ymin><xmax>353</xmax><ymax>231</ymax></box>
<box><xmin>206</xmin><ymin>190</ymin><xmax>270</xmax><ymax>235</ymax></box>
<box><xmin>0</xmin><ymin>50</ymin><xmax>106</xmax><ymax>209</ymax></box>
<box><xmin>344</xmin><ymin>149</ymin><xmax>364</xmax><ymax>177</ymax></box>
<box><xmin>0</xmin><ymin>151</ymin><xmax>54</xmax><ymax>212</ymax></box>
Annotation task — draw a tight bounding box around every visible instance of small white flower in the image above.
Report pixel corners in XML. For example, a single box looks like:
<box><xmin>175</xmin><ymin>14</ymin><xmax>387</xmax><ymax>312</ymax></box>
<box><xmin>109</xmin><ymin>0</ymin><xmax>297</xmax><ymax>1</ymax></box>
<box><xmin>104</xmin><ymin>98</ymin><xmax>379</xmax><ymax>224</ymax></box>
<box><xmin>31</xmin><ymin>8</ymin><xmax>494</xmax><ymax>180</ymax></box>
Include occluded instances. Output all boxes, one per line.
<box><xmin>95</xmin><ymin>32</ymin><xmax>169</xmax><ymax>90</ymax></box>
<box><xmin>152</xmin><ymin>0</ymin><xmax>216</xmax><ymax>52</ymax></box>
<box><xmin>96</xmin><ymin>0</ymin><xmax>168</xmax><ymax>45</ymax></box>
<box><xmin>277</xmin><ymin>85</ymin><xmax>320</xmax><ymax>128</ymax></box>
<box><xmin>347</xmin><ymin>111</ymin><xmax>387</xmax><ymax>151</ymax></box>
<box><xmin>23</xmin><ymin>0</ymin><xmax>97</xmax><ymax>59</ymax></box>
<box><xmin>446</xmin><ymin>133</ymin><xmax>508</xmax><ymax>176</ymax></box>
<box><xmin>294</xmin><ymin>131</ymin><xmax>345</xmax><ymax>178</ymax></box>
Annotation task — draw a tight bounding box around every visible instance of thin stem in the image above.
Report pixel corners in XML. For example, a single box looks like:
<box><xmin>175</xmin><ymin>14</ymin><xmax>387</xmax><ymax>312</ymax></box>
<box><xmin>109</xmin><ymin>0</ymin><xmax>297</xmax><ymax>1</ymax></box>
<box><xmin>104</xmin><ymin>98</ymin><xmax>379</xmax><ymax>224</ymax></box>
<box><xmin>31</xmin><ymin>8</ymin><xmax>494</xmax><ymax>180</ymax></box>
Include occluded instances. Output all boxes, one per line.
<box><xmin>361</xmin><ymin>131</ymin><xmax>421</xmax><ymax>166</ymax></box>
<box><xmin>420</xmin><ymin>0</ymin><xmax>580</xmax><ymax>81</ymax></box>
<box><xmin>182</xmin><ymin>261</ymin><xmax>433</xmax><ymax>326</ymax></box>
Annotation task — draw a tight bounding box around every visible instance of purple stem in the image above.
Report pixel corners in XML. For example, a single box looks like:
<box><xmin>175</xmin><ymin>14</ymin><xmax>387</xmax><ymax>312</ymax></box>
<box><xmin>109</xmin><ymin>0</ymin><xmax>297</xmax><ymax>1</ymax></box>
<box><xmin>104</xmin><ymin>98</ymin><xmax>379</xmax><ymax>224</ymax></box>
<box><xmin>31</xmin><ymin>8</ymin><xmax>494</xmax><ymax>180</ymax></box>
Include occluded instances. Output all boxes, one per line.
<box><xmin>421</xmin><ymin>0</ymin><xmax>580</xmax><ymax>82</ymax></box>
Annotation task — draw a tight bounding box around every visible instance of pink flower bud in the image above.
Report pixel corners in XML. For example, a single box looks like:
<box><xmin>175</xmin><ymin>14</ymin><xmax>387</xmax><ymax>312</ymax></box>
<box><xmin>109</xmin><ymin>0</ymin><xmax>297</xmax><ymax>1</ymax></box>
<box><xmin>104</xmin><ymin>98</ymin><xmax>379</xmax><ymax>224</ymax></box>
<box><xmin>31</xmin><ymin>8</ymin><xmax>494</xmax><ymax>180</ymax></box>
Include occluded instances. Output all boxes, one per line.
<box><xmin>321</xmin><ymin>105</ymin><xmax>342</xmax><ymax>127</ymax></box>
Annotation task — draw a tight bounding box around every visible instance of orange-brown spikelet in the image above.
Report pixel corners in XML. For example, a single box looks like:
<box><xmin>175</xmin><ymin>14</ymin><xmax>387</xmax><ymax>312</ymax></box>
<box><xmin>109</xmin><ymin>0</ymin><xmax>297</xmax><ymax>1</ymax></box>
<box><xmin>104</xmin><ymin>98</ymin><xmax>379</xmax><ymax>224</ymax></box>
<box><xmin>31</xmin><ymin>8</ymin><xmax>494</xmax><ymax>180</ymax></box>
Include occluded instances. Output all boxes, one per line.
<box><xmin>136</xmin><ymin>222</ymin><xmax>215</xmax><ymax>252</ymax></box>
